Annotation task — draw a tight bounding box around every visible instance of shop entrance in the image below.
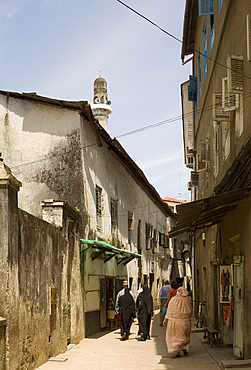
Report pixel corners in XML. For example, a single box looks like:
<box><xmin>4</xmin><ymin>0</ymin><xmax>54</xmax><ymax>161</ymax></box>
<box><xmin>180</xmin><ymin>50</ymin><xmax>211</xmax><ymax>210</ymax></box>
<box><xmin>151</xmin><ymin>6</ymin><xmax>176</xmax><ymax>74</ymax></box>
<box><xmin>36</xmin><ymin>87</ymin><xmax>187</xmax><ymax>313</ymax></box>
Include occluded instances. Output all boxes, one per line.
<box><xmin>100</xmin><ymin>277</ymin><xmax>117</xmax><ymax>329</ymax></box>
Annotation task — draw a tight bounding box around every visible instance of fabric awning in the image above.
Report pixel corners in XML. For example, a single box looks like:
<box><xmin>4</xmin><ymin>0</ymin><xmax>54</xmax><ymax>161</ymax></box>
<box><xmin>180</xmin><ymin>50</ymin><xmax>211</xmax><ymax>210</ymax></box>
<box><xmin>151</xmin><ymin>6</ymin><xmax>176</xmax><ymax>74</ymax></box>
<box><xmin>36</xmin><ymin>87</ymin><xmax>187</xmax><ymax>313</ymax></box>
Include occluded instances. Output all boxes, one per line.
<box><xmin>80</xmin><ymin>239</ymin><xmax>142</xmax><ymax>265</ymax></box>
<box><xmin>168</xmin><ymin>187</ymin><xmax>251</xmax><ymax>237</ymax></box>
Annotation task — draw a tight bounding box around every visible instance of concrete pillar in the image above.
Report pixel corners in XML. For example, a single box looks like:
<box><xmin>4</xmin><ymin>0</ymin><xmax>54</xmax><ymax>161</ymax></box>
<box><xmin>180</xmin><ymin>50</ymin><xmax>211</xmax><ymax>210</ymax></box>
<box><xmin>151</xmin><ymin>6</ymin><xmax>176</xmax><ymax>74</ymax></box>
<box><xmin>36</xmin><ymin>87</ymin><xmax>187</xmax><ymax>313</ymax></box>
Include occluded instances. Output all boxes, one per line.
<box><xmin>0</xmin><ymin>155</ymin><xmax>22</xmax><ymax>370</ymax></box>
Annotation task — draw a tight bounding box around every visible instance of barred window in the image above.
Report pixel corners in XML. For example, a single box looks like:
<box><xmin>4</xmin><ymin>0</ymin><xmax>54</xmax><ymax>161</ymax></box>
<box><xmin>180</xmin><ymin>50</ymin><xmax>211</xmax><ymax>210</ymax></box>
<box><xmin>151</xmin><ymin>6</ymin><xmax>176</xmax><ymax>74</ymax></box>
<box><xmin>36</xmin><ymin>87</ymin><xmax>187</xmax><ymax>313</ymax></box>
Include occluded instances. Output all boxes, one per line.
<box><xmin>96</xmin><ymin>185</ymin><xmax>102</xmax><ymax>230</ymax></box>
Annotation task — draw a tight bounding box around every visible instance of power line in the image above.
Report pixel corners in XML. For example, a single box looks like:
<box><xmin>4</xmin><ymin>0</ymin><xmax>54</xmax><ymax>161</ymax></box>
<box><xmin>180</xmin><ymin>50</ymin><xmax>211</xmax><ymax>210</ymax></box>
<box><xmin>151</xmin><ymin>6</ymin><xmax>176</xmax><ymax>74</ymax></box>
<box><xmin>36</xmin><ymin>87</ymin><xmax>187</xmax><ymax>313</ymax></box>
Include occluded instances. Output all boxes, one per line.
<box><xmin>116</xmin><ymin>0</ymin><xmax>182</xmax><ymax>45</ymax></box>
<box><xmin>115</xmin><ymin>90</ymin><xmax>251</xmax><ymax>139</ymax></box>
<box><xmin>116</xmin><ymin>0</ymin><xmax>251</xmax><ymax>81</ymax></box>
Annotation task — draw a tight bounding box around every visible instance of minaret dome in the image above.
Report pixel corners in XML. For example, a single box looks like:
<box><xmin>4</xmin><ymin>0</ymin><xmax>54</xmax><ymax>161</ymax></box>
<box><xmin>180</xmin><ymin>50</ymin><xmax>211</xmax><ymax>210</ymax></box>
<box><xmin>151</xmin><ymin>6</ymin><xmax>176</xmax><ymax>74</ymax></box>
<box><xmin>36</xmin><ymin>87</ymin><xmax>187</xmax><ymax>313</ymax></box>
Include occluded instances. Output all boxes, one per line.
<box><xmin>91</xmin><ymin>74</ymin><xmax>112</xmax><ymax>131</ymax></box>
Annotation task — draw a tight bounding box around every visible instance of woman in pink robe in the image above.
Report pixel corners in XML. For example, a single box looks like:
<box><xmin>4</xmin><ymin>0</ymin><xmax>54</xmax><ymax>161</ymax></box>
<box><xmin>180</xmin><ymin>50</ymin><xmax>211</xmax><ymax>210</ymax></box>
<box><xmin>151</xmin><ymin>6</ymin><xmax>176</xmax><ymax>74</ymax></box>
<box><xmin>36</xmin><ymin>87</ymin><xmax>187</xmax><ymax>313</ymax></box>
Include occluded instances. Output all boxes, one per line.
<box><xmin>163</xmin><ymin>287</ymin><xmax>192</xmax><ymax>357</ymax></box>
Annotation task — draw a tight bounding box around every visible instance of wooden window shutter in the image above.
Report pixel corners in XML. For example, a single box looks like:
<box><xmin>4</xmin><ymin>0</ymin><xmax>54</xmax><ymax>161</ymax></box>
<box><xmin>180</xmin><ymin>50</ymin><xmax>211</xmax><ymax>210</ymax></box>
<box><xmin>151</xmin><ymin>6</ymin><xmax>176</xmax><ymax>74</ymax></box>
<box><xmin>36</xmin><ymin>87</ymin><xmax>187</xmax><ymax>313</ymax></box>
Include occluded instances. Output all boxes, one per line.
<box><xmin>212</xmin><ymin>93</ymin><xmax>230</xmax><ymax>121</ymax></box>
<box><xmin>164</xmin><ymin>235</ymin><xmax>169</xmax><ymax>248</ymax></box>
<box><xmin>247</xmin><ymin>15</ymin><xmax>251</xmax><ymax>61</ymax></box>
<box><xmin>191</xmin><ymin>171</ymin><xmax>199</xmax><ymax>186</ymax></box>
<box><xmin>199</xmin><ymin>0</ymin><xmax>214</xmax><ymax>16</ymax></box>
<box><xmin>222</xmin><ymin>77</ymin><xmax>239</xmax><ymax>111</ymax></box>
<box><xmin>198</xmin><ymin>141</ymin><xmax>210</xmax><ymax>170</ymax></box>
<box><xmin>96</xmin><ymin>185</ymin><xmax>102</xmax><ymax>230</ymax></box>
<box><xmin>227</xmin><ymin>55</ymin><xmax>243</xmax><ymax>93</ymax></box>
<box><xmin>128</xmin><ymin>211</ymin><xmax>134</xmax><ymax>230</ymax></box>
<box><xmin>146</xmin><ymin>223</ymin><xmax>151</xmax><ymax>238</ymax></box>
<box><xmin>187</xmin><ymin>119</ymin><xmax>194</xmax><ymax>149</ymax></box>
<box><xmin>159</xmin><ymin>233</ymin><xmax>165</xmax><ymax>247</ymax></box>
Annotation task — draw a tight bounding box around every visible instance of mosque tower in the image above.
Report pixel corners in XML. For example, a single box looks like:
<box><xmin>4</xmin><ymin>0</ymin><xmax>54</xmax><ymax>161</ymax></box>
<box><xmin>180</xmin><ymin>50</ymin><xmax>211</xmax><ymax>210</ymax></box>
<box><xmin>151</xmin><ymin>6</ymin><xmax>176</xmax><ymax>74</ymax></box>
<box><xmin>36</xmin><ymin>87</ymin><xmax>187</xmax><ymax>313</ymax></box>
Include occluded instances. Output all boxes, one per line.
<box><xmin>91</xmin><ymin>74</ymin><xmax>112</xmax><ymax>131</ymax></box>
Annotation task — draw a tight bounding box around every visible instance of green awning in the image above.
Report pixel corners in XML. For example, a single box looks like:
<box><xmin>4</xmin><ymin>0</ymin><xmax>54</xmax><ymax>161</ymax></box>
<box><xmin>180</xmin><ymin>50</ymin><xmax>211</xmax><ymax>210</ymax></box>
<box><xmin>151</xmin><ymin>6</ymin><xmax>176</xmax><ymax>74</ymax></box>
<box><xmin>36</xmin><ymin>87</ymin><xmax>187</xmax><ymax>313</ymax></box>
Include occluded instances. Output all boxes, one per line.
<box><xmin>80</xmin><ymin>239</ymin><xmax>142</xmax><ymax>265</ymax></box>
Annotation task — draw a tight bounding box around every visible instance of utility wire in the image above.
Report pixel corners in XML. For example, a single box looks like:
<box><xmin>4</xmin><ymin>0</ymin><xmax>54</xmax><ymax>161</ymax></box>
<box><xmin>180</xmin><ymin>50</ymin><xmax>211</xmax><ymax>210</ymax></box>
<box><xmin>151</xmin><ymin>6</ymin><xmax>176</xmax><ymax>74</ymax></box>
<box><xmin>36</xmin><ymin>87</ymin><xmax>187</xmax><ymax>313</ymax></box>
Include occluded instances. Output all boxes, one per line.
<box><xmin>116</xmin><ymin>0</ymin><xmax>251</xmax><ymax>81</ymax></box>
<box><xmin>115</xmin><ymin>90</ymin><xmax>251</xmax><ymax>139</ymax></box>
<box><xmin>11</xmin><ymin>90</ymin><xmax>251</xmax><ymax>169</ymax></box>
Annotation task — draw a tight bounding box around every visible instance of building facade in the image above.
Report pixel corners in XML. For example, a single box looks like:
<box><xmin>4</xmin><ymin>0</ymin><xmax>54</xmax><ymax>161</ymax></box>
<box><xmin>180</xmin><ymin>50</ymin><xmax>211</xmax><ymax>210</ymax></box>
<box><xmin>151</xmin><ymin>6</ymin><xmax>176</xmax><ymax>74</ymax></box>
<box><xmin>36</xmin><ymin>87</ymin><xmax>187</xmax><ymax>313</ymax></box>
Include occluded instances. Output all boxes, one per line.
<box><xmin>174</xmin><ymin>0</ymin><xmax>251</xmax><ymax>359</ymax></box>
<box><xmin>0</xmin><ymin>78</ymin><xmax>174</xmax><ymax>367</ymax></box>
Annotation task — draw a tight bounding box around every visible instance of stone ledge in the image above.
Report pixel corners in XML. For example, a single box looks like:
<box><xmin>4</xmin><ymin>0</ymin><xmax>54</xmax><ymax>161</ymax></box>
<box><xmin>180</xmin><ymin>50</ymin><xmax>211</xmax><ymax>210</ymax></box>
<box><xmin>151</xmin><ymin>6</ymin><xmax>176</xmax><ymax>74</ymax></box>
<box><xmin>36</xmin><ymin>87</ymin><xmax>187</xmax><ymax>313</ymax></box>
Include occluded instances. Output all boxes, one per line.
<box><xmin>221</xmin><ymin>359</ymin><xmax>251</xmax><ymax>368</ymax></box>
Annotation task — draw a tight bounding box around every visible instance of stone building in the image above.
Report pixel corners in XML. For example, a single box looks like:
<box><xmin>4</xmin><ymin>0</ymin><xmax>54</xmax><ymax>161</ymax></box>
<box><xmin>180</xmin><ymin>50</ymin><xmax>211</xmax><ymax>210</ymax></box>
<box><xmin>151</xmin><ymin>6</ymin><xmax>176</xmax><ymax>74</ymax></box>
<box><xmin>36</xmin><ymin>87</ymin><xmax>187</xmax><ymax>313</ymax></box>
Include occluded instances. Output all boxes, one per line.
<box><xmin>171</xmin><ymin>0</ymin><xmax>251</xmax><ymax>359</ymax></box>
<box><xmin>0</xmin><ymin>76</ymin><xmax>174</xmax><ymax>368</ymax></box>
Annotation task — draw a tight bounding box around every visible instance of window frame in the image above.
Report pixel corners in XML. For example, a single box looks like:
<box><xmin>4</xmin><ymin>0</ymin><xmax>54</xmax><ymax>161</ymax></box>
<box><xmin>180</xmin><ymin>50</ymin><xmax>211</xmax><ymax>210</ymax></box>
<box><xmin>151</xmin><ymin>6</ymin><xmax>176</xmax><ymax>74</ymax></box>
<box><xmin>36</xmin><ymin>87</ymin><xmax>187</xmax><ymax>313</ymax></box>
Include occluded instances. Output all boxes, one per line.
<box><xmin>202</xmin><ymin>18</ymin><xmax>207</xmax><ymax>80</ymax></box>
<box><xmin>96</xmin><ymin>185</ymin><xmax>102</xmax><ymax>231</ymax></box>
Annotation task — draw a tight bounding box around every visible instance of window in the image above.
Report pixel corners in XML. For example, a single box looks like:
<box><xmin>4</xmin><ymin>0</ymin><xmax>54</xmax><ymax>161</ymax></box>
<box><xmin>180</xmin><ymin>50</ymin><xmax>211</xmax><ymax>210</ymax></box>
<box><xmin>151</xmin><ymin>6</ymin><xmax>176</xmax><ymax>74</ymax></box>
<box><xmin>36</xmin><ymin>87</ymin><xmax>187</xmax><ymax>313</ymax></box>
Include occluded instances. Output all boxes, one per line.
<box><xmin>187</xmin><ymin>119</ymin><xmax>194</xmax><ymax>150</ymax></box>
<box><xmin>198</xmin><ymin>51</ymin><xmax>202</xmax><ymax>101</ymax></box>
<box><xmin>222</xmin><ymin>121</ymin><xmax>230</xmax><ymax>160</ymax></box>
<box><xmin>152</xmin><ymin>229</ymin><xmax>157</xmax><ymax>253</ymax></box>
<box><xmin>209</xmin><ymin>14</ymin><xmax>215</xmax><ymax>54</ymax></box>
<box><xmin>218</xmin><ymin>0</ymin><xmax>223</xmax><ymax>15</ymax></box>
<box><xmin>199</xmin><ymin>0</ymin><xmax>214</xmax><ymax>16</ymax></box>
<box><xmin>96</xmin><ymin>185</ymin><xmax>102</xmax><ymax>230</ymax></box>
<box><xmin>247</xmin><ymin>15</ymin><xmax>251</xmax><ymax>61</ymax></box>
<box><xmin>128</xmin><ymin>211</ymin><xmax>134</xmax><ymax>245</ymax></box>
<box><xmin>222</xmin><ymin>77</ymin><xmax>240</xmax><ymax>112</ymax></box>
<box><xmin>145</xmin><ymin>223</ymin><xmax>151</xmax><ymax>250</ymax></box>
<box><xmin>202</xmin><ymin>19</ymin><xmax>207</xmax><ymax>80</ymax></box>
<box><xmin>187</xmin><ymin>75</ymin><xmax>197</xmax><ymax>102</ymax></box>
<box><xmin>227</xmin><ymin>55</ymin><xmax>243</xmax><ymax>93</ymax></box>
<box><xmin>213</xmin><ymin>122</ymin><xmax>219</xmax><ymax>177</ymax></box>
<box><xmin>235</xmin><ymin>94</ymin><xmax>243</xmax><ymax>138</ymax></box>
<box><xmin>110</xmin><ymin>198</ymin><xmax>118</xmax><ymax>234</ymax></box>
<box><xmin>198</xmin><ymin>140</ymin><xmax>210</xmax><ymax>170</ymax></box>
<box><xmin>159</xmin><ymin>232</ymin><xmax>165</xmax><ymax>247</ymax></box>
<box><xmin>212</xmin><ymin>93</ymin><xmax>230</xmax><ymax>121</ymax></box>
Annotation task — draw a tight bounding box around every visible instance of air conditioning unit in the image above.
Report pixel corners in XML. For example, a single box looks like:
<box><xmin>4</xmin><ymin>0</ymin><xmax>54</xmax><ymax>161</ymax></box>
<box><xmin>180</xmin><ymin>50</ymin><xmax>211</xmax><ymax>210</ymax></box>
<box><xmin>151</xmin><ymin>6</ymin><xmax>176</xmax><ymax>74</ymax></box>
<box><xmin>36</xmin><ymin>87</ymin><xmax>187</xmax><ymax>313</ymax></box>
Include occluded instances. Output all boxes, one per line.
<box><xmin>187</xmin><ymin>181</ymin><xmax>192</xmax><ymax>191</ymax></box>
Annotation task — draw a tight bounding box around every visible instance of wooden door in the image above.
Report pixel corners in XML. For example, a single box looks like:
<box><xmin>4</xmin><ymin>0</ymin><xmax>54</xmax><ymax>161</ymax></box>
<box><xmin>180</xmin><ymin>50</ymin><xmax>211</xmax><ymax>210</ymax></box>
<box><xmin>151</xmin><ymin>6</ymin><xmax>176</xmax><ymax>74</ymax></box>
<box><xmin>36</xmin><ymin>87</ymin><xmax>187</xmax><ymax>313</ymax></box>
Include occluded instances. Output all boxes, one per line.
<box><xmin>100</xmin><ymin>279</ymin><xmax>106</xmax><ymax>328</ymax></box>
<box><xmin>233</xmin><ymin>256</ymin><xmax>244</xmax><ymax>358</ymax></box>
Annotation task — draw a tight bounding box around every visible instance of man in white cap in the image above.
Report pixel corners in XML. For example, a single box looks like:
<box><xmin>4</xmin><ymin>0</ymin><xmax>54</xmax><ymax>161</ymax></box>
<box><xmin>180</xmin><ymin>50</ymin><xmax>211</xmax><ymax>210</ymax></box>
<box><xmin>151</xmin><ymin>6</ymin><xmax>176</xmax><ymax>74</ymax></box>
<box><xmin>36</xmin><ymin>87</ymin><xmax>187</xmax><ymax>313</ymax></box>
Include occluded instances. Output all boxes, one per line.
<box><xmin>115</xmin><ymin>280</ymin><xmax>135</xmax><ymax>337</ymax></box>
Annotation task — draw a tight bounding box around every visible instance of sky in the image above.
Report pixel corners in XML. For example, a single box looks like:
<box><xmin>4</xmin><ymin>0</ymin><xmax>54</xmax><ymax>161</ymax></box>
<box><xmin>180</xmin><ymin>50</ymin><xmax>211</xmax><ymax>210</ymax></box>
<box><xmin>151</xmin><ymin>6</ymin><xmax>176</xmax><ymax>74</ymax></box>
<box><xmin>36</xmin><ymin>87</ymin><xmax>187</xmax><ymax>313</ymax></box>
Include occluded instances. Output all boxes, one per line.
<box><xmin>0</xmin><ymin>0</ymin><xmax>192</xmax><ymax>200</ymax></box>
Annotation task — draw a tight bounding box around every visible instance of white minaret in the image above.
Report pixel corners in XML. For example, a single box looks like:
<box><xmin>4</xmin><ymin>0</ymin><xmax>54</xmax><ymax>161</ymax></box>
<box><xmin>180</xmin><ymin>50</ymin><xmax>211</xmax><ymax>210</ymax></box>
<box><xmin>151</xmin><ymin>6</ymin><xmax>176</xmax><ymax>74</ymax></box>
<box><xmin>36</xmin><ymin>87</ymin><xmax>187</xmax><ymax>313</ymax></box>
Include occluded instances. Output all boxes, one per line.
<box><xmin>91</xmin><ymin>74</ymin><xmax>112</xmax><ymax>131</ymax></box>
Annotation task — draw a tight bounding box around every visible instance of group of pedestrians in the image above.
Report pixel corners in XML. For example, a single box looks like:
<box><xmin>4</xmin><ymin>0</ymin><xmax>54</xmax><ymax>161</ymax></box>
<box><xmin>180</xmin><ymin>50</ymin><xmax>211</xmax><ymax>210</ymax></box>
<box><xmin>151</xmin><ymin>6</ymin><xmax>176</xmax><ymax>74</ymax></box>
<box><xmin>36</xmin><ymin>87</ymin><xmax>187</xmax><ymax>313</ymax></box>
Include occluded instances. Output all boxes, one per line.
<box><xmin>115</xmin><ymin>279</ymin><xmax>192</xmax><ymax>358</ymax></box>
<box><xmin>115</xmin><ymin>281</ymin><xmax>153</xmax><ymax>341</ymax></box>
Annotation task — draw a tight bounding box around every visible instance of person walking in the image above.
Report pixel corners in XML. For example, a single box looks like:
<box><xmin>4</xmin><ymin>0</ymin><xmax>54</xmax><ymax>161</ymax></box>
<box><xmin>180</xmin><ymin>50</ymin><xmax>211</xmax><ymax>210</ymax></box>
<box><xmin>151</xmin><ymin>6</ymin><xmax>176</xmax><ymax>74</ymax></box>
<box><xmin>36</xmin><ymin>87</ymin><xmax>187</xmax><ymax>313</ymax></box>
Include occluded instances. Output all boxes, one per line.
<box><xmin>159</xmin><ymin>280</ymin><xmax>171</xmax><ymax>326</ymax></box>
<box><xmin>164</xmin><ymin>280</ymin><xmax>179</xmax><ymax>308</ymax></box>
<box><xmin>115</xmin><ymin>280</ymin><xmax>135</xmax><ymax>335</ymax></box>
<box><xmin>136</xmin><ymin>284</ymin><xmax>154</xmax><ymax>341</ymax></box>
<box><xmin>163</xmin><ymin>287</ymin><xmax>192</xmax><ymax>357</ymax></box>
<box><xmin>118</xmin><ymin>286</ymin><xmax>136</xmax><ymax>341</ymax></box>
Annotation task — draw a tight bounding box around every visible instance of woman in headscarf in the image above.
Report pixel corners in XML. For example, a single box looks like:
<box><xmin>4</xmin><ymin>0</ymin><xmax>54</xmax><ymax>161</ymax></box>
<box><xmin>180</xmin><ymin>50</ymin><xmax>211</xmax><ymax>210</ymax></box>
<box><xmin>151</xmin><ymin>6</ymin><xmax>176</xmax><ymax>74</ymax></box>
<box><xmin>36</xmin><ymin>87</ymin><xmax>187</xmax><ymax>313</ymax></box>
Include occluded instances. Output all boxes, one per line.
<box><xmin>136</xmin><ymin>284</ymin><xmax>154</xmax><ymax>341</ymax></box>
<box><xmin>118</xmin><ymin>287</ymin><xmax>136</xmax><ymax>341</ymax></box>
<box><xmin>163</xmin><ymin>287</ymin><xmax>192</xmax><ymax>357</ymax></box>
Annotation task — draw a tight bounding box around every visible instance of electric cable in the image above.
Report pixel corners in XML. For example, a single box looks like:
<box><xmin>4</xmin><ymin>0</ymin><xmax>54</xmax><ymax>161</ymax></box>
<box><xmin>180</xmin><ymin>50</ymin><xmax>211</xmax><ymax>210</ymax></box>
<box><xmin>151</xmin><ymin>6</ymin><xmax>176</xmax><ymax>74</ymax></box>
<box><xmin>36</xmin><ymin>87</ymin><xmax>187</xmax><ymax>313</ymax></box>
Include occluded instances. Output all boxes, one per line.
<box><xmin>116</xmin><ymin>0</ymin><xmax>251</xmax><ymax>81</ymax></box>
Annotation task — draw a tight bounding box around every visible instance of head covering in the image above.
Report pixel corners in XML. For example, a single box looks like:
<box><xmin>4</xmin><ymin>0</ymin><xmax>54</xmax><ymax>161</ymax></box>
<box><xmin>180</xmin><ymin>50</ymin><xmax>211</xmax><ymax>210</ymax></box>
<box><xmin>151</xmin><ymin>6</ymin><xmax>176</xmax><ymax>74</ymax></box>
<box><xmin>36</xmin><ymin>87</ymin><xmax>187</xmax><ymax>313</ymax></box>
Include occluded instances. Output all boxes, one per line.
<box><xmin>176</xmin><ymin>287</ymin><xmax>189</xmax><ymax>297</ymax></box>
<box><xmin>166</xmin><ymin>287</ymin><xmax>192</xmax><ymax>319</ymax></box>
<box><xmin>119</xmin><ymin>287</ymin><xmax>135</xmax><ymax>312</ymax></box>
<box><xmin>123</xmin><ymin>280</ymin><xmax>128</xmax><ymax>286</ymax></box>
<box><xmin>140</xmin><ymin>284</ymin><xmax>153</xmax><ymax>314</ymax></box>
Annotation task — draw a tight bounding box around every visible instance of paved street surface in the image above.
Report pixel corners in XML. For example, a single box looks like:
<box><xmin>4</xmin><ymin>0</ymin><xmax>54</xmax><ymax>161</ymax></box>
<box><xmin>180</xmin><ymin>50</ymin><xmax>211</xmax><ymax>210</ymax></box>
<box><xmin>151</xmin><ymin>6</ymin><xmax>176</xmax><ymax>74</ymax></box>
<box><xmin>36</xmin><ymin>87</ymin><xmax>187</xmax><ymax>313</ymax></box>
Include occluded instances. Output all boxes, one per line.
<box><xmin>37</xmin><ymin>313</ymin><xmax>233</xmax><ymax>370</ymax></box>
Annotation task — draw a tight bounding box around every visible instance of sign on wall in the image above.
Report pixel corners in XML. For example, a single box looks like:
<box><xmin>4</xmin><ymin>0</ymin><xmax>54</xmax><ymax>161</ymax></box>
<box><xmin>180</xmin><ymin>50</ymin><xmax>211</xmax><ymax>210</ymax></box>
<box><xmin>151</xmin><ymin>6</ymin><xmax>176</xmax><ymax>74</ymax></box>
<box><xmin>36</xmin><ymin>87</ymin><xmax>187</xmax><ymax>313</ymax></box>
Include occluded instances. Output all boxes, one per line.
<box><xmin>220</xmin><ymin>266</ymin><xmax>231</xmax><ymax>303</ymax></box>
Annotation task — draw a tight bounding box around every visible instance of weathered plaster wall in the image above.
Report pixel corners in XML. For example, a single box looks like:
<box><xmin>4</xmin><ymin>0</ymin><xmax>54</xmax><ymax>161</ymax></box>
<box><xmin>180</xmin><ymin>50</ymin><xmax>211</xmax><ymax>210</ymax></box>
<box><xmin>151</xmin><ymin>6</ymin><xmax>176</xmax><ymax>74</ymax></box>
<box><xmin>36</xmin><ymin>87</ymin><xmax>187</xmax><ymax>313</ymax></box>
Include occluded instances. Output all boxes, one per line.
<box><xmin>0</xmin><ymin>95</ymin><xmax>85</xmax><ymax>219</ymax></box>
<box><xmin>0</xmin><ymin>179</ymin><xmax>84</xmax><ymax>369</ymax></box>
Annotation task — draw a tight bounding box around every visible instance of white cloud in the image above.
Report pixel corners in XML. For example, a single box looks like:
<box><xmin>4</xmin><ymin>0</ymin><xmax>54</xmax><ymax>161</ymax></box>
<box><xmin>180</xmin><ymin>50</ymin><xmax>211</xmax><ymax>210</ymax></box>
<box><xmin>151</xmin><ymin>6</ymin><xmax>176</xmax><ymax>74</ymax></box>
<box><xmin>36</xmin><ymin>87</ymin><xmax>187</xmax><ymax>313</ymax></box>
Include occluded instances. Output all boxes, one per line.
<box><xmin>0</xmin><ymin>4</ymin><xmax>19</xmax><ymax>19</ymax></box>
<box><xmin>140</xmin><ymin>154</ymin><xmax>182</xmax><ymax>170</ymax></box>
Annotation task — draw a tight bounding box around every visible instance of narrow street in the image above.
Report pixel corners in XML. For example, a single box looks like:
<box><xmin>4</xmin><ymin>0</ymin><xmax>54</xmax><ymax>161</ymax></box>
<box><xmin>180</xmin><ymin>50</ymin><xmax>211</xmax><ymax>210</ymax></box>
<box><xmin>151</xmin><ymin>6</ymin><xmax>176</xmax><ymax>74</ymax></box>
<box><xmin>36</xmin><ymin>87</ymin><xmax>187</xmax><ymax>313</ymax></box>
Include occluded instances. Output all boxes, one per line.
<box><xmin>36</xmin><ymin>313</ymin><xmax>233</xmax><ymax>370</ymax></box>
